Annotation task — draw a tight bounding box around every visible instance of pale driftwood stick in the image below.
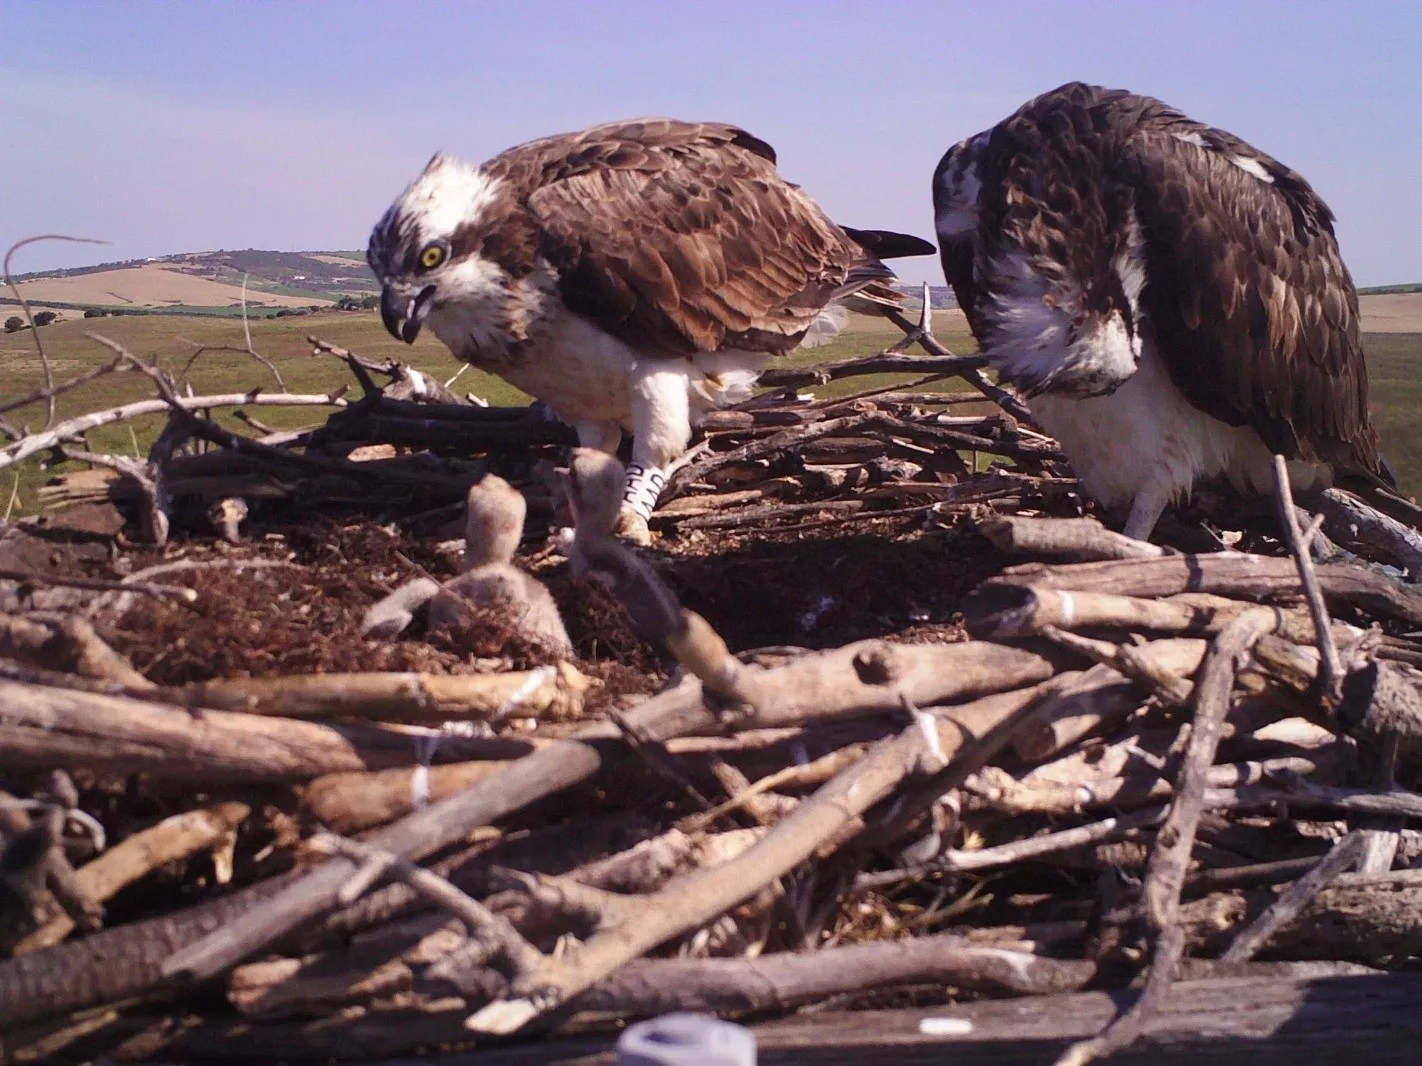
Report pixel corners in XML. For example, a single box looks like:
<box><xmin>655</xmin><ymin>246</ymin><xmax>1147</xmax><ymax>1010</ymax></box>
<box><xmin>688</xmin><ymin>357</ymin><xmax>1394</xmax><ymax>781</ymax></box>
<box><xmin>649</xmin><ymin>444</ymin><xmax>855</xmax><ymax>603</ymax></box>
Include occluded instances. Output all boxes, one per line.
<box><xmin>572</xmin><ymin>827</ymin><xmax>767</xmax><ymax>894</ymax></box>
<box><xmin>1206</xmin><ymin>781</ymin><xmax>1422</xmax><ymax>820</ymax></box>
<box><xmin>0</xmin><ymin>680</ymin><xmax>452</xmax><ymax>782</ymax></box>
<box><xmin>680</xmin><ymin>744</ymin><xmax>867</xmax><ymax>832</ymax></box>
<box><xmin>1143</xmin><ymin>609</ymin><xmax>1279</xmax><ymax>930</ymax></box>
<box><xmin>967</xmin><ymin>585</ymin><xmax>1211</xmax><ymax>639</ymax></box>
<box><xmin>165</xmin><ymin>638</ymin><xmax>1057</xmax><ymax>987</ymax></box>
<box><xmin>1037</xmin><ymin>628</ymin><xmax>1198</xmax><ymax>708</ymax></box>
<box><xmin>1273</xmin><ymin>455</ymin><xmax>1344</xmax><ymax>706</ymax></box>
<box><xmin>856</xmin><ymin>807</ymin><xmax>1168</xmax><ymax>890</ymax></box>
<box><xmin>1309</xmin><ymin>485</ymin><xmax>1422</xmax><ymax>576</ymax></box>
<box><xmin>984</xmin><ymin>553</ymin><xmax>1422</xmax><ymax>625</ymax></box>
<box><xmin>975</xmin><ymin>753</ymin><xmax>1338</xmax><ymax>816</ymax></box>
<box><xmin>1250</xmin><ymin>636</ymin><xmax>1422</xmax><ymax>745</ymax></box>
<box><xmin>757</xmin><ymin>351</ymin><xmax>987</xmax><ymax>390</ymax></box>
<box><xmin>13</xmin><ymin>801</ymin><xmax>251</xmax><ymax>955</ymax></box>
<box><xmin>882</xmin><ymin>305</ymin><xmax>1037</xmax><ymax>425</ymax></box>
<box><xmin>204</xmin><ymin>933</ymin><xmax>1096</xmax><ymax>1039</ymax></box>
<box><xmin>94</xmin><ymin>969</ymin><xmax>1422</xmax><ymax>1063</ymax></box>
<box><xmin>0</xmin><ymin>391</ymin><xmax>347</xmax><ymax>472</ymax></box>
<box><xmin>1218</xmin><ymin>829</ymin><xmax>1367</xmax><ymax>964</ymax></box>
<box><xmin>1179</xmin><ymin>870</ymin><xmax>1422</xmax><ymax>964</ymax></box>
<box><xmin>980</xmin><ymin>515</ymin><xmax>1165</xmax><ymax>561</ymax></box>
<box><xmin>565</xmin><ymin>934</ymin><xmax>1099</xmax><ymax>1014</ymax></box>
<box><xmin>308</xmin><ymin>832</ymin><xmax>544</xmax><ymax>979</ymax></box>
<box><xmin>969</xmin><ymin>587</ymin><xmax>1358</xmax><ymax>649</ymax></box>
<box><xmin>1013</xmin><ymin>637</ymin><xmax>1214</xmax><ymax>761</ymax></box>
<box><xmin>176</xmin><ymin>664</ymin><xmax>591</xmax><ymax>723</ymax></box>
<box><xmin>663</xmin><ymin>414</ymin><xmax>872</xmax><ymax>498</ymax></box>
<box><xmin>305</xmin><ymin>759</ymin><xmax>527</xmax><ymax>835</ymax></box>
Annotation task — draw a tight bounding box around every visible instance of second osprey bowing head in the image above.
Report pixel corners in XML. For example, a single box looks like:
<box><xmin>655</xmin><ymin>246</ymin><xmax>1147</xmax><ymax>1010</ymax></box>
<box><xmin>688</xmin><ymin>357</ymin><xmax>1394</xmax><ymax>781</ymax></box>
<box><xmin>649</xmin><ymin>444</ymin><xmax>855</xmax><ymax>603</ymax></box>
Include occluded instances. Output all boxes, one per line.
<box><xmin>935</xmin><ymin>82</ymin><xmax>1393</xmax><ymax>542</ymax></box>
<box><xmin>370</xmin><ymin>118</ymin><xmax>935</xmax><ymax>542</ymax></box>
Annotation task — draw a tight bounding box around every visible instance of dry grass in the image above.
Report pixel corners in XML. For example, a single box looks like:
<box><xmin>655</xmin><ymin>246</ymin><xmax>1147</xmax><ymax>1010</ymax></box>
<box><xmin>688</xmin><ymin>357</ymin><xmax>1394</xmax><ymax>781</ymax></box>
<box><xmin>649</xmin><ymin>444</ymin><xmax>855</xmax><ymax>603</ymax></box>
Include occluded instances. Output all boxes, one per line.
<box><xmin>8</xmin><ymin>264</ymin><xmax>333</xmax><ymax>309</ymax></box>
<box><xmin>1359</xmin><ymin>293</ymin><xmax>1422</xmax><ymax>333</ymax></box>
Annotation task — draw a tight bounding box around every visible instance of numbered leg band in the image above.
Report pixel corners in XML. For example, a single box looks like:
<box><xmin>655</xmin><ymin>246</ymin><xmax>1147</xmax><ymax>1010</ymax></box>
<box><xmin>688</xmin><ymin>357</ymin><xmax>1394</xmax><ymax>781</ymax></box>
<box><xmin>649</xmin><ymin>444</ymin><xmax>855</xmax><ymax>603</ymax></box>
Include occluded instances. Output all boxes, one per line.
<box><xmin>622</xmin><ymin>462</ymin><xmax>667</xmax><ymax>522</ymax></box>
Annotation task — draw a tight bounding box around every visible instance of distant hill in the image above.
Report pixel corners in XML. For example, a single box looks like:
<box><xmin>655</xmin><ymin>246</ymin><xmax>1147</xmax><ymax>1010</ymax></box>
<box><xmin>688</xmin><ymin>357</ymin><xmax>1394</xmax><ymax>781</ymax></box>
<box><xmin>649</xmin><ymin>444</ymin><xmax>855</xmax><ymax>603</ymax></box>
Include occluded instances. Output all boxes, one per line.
<box><xmin>1360</xmin><ymin>283</ymin><xmax>1422</xmax><ymax>295</ymax></box>
<box><xmin>2</xmin><ymin>249</ymin><xmax>376</xmax><ymax>316</ymax></box>
<box><xmin>894</xmin><ymin>284</ymin><xmax>959</xmax><ymax>310</ymax></box>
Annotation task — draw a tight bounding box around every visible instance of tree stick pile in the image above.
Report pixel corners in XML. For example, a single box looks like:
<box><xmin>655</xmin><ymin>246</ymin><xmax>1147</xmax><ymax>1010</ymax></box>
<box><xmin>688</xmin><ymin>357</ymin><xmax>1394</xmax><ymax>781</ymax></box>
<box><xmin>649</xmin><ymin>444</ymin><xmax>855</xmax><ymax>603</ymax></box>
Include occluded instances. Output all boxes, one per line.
<box><xmin>2</xmin><ymin>304</ymin><xmax>1422</xmax><ymax>1064</ymax></box>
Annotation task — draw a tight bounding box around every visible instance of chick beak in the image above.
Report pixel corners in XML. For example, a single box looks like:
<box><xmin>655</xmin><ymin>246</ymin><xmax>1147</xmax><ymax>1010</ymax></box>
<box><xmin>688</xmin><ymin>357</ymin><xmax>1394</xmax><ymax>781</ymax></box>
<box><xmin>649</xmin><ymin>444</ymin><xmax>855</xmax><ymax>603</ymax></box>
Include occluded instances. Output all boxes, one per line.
<box><xmin>380</xmin><ymin>284</ymin><xmax>437</xmax><ymax>344</ymax></box>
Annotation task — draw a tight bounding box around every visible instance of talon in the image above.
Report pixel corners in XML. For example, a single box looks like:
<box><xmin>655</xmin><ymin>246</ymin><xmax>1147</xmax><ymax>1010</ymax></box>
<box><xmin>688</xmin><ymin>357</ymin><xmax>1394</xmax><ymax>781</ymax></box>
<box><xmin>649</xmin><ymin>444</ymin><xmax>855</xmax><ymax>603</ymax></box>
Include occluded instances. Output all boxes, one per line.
<box><xmin>614</xmin><ymin>509</ymin><xmax>653</xmax><ymax>546</ymax></box>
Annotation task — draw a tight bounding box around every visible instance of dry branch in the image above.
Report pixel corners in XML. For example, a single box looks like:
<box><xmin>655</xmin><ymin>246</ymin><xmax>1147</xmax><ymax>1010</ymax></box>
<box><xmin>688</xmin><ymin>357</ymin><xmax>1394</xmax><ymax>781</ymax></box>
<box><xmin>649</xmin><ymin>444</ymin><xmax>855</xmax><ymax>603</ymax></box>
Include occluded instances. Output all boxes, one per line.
<box><xmin>0</xmin><ymin>680</ymin><xmax>454</xmax><ymax>782</ymax></box>
<box><xmin>175</xmin><ymin>663</ymin><xmax>590</xmax><ymax>723</ymax></box>
<box><xmin>13</xmin><ymin>801</ymin><xmax>251</xmax><ymax>955</ymax></box>
<box><xmin>979</xmin><ymin>553</ymin><xmax>1422</xmax><ymax>625</ymax></box>
<box><xmin>468</xmin><ymin>678</ymin><xmax>1051</xmax><ymax>1035</ymax></box>
<box><xmin>979</xmin><ymin>515</ymin><xmax>1165</xmax><ymax>561</ymax></box>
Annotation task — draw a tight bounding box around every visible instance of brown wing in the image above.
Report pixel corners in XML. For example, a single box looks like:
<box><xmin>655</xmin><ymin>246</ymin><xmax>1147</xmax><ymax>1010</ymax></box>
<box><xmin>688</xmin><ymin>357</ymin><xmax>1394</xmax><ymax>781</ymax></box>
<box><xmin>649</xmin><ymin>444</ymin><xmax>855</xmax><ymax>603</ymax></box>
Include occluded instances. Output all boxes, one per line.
<box><xmin>508</xmin><ymin>119</ymin><xmax>883</xmax><ymax>356</ymax></box>
<box><xmin>1123</xmin><ymin>115</ymin><xmax>1381</xmax><ymax>477</ymax></box>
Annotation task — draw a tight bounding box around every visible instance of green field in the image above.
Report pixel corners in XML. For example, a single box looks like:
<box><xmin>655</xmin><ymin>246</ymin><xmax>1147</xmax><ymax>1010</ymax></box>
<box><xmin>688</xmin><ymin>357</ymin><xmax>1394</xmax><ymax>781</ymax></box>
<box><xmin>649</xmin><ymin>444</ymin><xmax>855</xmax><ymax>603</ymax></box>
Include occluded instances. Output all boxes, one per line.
<box><xmin>1</xmin><ymin>309</ymin><xmax>1417</xmax><ymax>515</ymax></box>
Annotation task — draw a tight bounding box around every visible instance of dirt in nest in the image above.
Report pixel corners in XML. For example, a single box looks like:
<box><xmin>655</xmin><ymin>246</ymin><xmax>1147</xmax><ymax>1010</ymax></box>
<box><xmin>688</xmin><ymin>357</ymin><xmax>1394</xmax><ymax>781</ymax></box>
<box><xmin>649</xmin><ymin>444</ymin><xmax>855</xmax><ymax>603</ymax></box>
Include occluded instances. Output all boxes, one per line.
<box><xmin>98</xmin><ymin>505</ymin><xmax>1005</xmax><ymax>700</ymax></box>
<box><xmin>657</xmin><ymin>516</ymin><xmax>1000</xmax><ymax>652</ymax></box>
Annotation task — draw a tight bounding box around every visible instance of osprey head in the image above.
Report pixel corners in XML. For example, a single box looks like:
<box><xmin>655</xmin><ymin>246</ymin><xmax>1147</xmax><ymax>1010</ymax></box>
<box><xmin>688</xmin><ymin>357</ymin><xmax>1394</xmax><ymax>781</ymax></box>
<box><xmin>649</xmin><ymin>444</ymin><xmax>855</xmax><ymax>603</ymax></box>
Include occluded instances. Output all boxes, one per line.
<box><xmin>982</xmin><ymin>206</ymin><xmax>1148</xmax><ymax>400</ymax></box>
<box><xmin>367</xmin><ymin>153</ymin><xmax>508</xmax><ymax>347</ymax></box>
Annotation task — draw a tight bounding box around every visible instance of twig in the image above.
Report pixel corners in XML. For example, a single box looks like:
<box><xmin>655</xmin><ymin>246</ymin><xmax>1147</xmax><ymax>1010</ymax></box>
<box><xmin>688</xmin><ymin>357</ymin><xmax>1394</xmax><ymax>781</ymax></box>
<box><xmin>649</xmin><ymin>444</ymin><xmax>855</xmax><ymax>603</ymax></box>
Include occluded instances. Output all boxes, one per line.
<box><xmin>0</xmin><ymin>567</ymin><xmax>197</xmax><ymax>602</ymax></box>
<box><xmin>1052</xmin><ymin>925</ymin><xmax>1186</xmax><ymax>1066</ymax></box>
<box><xmin>1218</xmin><ymin>829</ymin><xmax>1368</xmax><ymax>964</ymax></box>
<box><xmin>1143</xmin><ymin>609</ymin><xmax>1278</xmax><ymax>929</ymax></box>
<box><xmin>308</xmin><ymin>831</ymin><xmax>543</xmax><ymax>978</ymax></box>
<box><xmin>13</xmin><ymin>801</ymin><xmax>250</xmax><ymax>954</ymax></box>
<box><xmin>855</xmin><ymin>807</ymin><xmax>1168</xmax><ymax>889</ymax></box>
<box><xmin>1273</xmin><ymin>455</ymin><xmax>1344</xmax><ymax>706</ymax></box>
<box><xmin>980</xmin><ymin>515</ymin><xmax>1164</xmax><ymax>561</ymax></box>
<box><xmin>3</xmin><ymin>234</ymin><xmax>110</xmax><ymax>430</ymax></box>
<box><xmin>884</xmin><ymin>305</ymin><xmax>1036</xmax><ymax>424</ymax></box>
<box><xmin>0</xmin><ymin>389</ymin><xmax>347</xmax><ymax>472</ymax></box>
<box><xmin>1051</xmin><ymin>610</ymin><xmax>1279</xmax><ymax>1066</ymax></box>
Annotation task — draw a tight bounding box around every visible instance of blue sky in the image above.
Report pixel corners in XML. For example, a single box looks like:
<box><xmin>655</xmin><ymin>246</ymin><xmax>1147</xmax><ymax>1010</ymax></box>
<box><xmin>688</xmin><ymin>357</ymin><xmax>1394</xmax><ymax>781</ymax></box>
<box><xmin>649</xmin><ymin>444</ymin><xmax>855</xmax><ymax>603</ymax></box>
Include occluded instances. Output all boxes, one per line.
<box><xmin>2</xmin><ymin>0</ymin><xmax>1419</xmax><ymax>286</ymax></box>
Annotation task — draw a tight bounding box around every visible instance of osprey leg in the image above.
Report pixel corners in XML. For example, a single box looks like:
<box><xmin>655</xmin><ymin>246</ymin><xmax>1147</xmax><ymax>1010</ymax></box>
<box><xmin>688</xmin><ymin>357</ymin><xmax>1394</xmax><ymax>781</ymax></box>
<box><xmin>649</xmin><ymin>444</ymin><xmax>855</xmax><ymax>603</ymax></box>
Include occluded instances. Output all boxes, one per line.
<box><xmin>619</xmin><ymin>364</ymin><xmax>694</xmax><ymax>543</ymax></box>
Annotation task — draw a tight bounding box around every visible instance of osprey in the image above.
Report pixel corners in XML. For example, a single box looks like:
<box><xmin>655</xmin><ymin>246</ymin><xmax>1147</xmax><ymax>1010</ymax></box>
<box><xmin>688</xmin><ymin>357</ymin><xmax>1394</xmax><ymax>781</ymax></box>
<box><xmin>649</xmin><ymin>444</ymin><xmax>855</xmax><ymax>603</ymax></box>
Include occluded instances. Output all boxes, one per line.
<box><xmin>934</xmin><ymin>82</ymin><xmax>1389</xmax><ymax>541</ymax></box>
<box><xmin>370</xmin><ymin>118</ymin><xmax>934</xmax><ymax>540</ymax></box>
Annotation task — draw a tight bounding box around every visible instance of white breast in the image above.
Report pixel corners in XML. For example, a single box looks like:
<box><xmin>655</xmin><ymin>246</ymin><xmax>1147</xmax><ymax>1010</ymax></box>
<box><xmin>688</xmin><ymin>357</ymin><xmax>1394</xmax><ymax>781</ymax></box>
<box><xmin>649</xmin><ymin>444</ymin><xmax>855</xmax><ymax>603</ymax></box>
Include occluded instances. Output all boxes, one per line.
<box><xmin>1029</xmin><ymin>336</ymin><xmax>1320</xmax><ymax>518</ymax></box>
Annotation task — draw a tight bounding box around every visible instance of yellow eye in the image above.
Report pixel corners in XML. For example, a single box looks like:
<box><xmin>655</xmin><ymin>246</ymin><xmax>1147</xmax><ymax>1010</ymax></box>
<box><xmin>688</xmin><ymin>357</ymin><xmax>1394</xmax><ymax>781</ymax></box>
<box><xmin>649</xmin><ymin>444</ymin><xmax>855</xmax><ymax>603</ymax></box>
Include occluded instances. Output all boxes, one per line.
<box><xmin>420</xmin><ymin>244</ymin><xmax>445</xmax><ymax>269</ymax></box>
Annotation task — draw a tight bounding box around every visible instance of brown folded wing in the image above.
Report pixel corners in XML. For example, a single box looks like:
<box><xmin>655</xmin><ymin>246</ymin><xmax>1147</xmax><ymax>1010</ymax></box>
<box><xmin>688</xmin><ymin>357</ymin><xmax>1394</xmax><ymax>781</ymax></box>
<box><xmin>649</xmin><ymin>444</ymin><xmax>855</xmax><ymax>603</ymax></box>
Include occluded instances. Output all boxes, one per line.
<box><xmin>1124</xmin><ymin>116</ymin><xmax>1380</xmax><ymax>477</ymax></box>
<box><xmin>494</xmin><ymin>119</ymin><xmax>882</xmax><ymax>357</ymax></box>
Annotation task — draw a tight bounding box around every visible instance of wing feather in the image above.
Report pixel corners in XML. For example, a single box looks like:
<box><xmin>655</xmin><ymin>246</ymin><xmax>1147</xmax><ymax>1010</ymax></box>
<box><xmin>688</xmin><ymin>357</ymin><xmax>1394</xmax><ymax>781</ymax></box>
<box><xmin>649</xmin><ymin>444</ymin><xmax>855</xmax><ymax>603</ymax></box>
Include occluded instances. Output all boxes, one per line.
<box><xmin>1124</xmin><ymin>120</ymin><xmax>1380</xmax><ymax>476</ymax></box>
<box><xmin>517</xmin><ymin>120</ymin><xmax>879</xmax><ymax>356</ymax></box>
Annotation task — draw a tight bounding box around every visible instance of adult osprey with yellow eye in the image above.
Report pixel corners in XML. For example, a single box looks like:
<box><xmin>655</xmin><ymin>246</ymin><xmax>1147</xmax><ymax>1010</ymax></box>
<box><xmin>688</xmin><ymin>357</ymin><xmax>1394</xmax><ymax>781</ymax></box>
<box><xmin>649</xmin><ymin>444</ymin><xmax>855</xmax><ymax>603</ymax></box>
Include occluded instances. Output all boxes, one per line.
<box><xmin>369</xmin><ymin>118</ymin><xmax>934</xmax><ymax>540</ymax></box>
<box><xmin>934</xmin><ymin>82</ymin><xmax>1393</xmax><ymax>541</ymax></box>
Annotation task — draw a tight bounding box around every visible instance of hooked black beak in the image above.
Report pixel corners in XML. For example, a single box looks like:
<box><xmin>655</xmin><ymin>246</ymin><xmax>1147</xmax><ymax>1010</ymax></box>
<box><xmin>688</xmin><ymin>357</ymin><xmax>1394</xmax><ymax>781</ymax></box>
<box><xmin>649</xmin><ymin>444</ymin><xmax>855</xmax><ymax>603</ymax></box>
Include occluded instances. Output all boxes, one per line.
<box><xmin>380</xmin><ymin>284</ymin><xmax>437</xmax><ymax>344</ymax></box>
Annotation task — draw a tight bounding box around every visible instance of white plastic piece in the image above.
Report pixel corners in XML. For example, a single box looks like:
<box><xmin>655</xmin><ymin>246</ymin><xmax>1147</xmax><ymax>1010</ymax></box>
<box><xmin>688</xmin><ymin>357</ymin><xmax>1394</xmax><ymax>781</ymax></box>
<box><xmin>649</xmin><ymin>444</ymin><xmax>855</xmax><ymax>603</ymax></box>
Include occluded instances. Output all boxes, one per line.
<box><xmin>919</xmin><ymin>1016</ymin><xmax>975</xmax><ymax>1036</ymax></box>
<box><xmin>617</xmin><ymin>1013</ymin><xmax>757</xmax><ymax>1066</ymax></box>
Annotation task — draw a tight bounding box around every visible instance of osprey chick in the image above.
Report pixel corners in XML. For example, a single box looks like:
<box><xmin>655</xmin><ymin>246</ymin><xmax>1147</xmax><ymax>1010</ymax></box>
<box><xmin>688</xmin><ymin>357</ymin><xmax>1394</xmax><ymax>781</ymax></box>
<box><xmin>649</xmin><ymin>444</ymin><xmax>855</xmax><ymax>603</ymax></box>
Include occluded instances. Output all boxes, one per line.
<box><xmin>370</xmin><ymin>118</ymin><xmax>934</xmax><ymax>541</ymax></box>
<box><xmin>934</xmin><ymin>82</ymin><xmax>1389</xmax><ymax>540</ymax></box>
